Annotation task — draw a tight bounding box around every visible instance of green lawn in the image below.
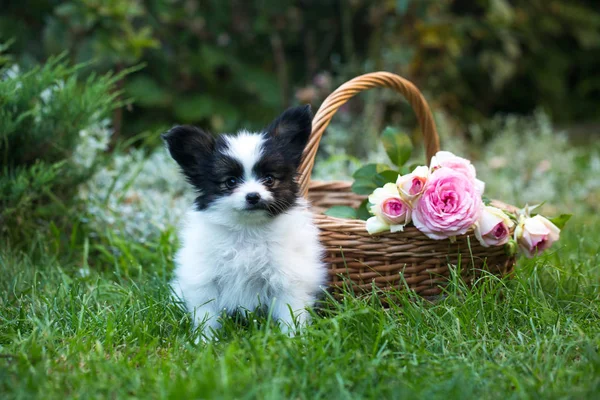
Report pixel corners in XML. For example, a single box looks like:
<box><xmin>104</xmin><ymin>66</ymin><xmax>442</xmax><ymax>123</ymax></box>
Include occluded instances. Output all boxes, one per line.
<box><xmin>1</xmin><ymin>213</ymin><xmax>599</xmax><ymax>399</ymax></box>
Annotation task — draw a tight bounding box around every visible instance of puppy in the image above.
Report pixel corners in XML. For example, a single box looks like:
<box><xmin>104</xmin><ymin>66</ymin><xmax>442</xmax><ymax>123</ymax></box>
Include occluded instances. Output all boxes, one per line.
<box><xmin>162</xmin><ymin>105</ymin><xmax>326</xmax><ymax>340</ymax></box>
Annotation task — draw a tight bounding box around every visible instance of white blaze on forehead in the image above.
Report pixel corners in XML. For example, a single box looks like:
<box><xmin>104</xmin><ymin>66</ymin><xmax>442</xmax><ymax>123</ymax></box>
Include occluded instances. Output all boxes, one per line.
<box><xmin>222</xmin><ymin>131</ymin><xmax>265</xmax><ymax>180</ymax></box>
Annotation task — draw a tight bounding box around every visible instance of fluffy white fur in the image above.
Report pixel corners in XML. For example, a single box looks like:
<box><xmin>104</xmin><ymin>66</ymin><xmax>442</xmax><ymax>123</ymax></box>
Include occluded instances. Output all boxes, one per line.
<box><xmin>170</xmin><ymin>131</ymin><xmax>326</xmax><ymax>340</ymax></box>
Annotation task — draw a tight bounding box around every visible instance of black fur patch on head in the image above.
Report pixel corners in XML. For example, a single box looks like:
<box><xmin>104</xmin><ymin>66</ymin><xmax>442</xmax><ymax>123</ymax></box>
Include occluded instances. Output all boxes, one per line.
<box><xmin>162</xmin><ymin>126</ymin><xmax>241</xmax><ymax>209</ymax></box>
<box><xmin>252</xmin><ymin>142</ymin><xmax>298</xmax><ymax>217</ymax></box>
<box><xmin>255</xmin><ymin>105</ymin><xmax>313</xmax><ymax>216</ymax></box>
<box><xmin>163</xmin><ymin>105</ymin><xmax>312</xmax><ymax>215</ymax></box>
<box><xmin>265</xmin><ymin>104</ymin><xmax>312</xmax><ymax>168</ymax></box>
<box><xmin>161</xmin><ymin>126</ymin><xmax>214</xmax><ymax>178</ymax></box>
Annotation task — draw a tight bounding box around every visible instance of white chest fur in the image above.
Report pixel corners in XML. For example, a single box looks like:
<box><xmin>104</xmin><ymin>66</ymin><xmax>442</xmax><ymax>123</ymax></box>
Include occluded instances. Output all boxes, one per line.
<box><xmin>171</xmin><ymin>201</ymin><xmax>326</xmax><ymax>337</ymax></box>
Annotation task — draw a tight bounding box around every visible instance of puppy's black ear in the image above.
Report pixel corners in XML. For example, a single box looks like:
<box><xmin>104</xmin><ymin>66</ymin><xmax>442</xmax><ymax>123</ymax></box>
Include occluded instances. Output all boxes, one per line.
<box><xmin>266</xmin><ymin>105</ymin><xmax>312</xmax><ymax>167</ymax></box>
<box><xmin>162</xmin><ymin>125</ymin><xmax>214</xmax><ymax>179</ymax></box>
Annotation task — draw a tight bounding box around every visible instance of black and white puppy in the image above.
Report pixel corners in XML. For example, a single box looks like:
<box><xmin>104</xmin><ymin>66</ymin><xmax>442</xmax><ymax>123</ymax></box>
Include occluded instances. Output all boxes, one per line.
<box><xmin>163</xmin><ymin>105</ymin><xmax>326</xmax><ymax>340</ymax></box>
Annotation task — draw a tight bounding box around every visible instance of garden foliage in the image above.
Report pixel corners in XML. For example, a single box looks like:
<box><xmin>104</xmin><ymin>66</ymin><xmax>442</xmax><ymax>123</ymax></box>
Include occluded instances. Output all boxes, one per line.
<box><xmin>1</xmin><ymin>0</ymin><xmax>598</xmax><ymax>142</ymax></box>
<box><xmin>0</xmin><ymin>55</ymin><xmax>122</xmax><ymax>238</ymax></box>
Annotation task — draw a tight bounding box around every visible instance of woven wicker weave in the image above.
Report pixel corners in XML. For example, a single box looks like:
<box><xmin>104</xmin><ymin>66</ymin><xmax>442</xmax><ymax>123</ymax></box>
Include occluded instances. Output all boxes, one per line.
<box><xmin>299</xmin><ymin>72</ymin><xmax>516</xmax><ymax>296</ymax></box>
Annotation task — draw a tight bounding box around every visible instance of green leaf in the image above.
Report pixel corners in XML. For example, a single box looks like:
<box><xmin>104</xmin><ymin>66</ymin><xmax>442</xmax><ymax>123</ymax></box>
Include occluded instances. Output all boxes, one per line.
<box><xmin>324</xmin><ymin>206</ymin><xmax>357</xmax><ymax>219</ymax></box>
<box><xmin>549</xmin><ymin>214</ymin><xmax>572</xmax><ymax>230</ymax></box>
<box><xmin>357</xmin><ymin>199</ymin><xmax>371</xmax><ymax>221</ymax></box>
<box><xmin>373</xmin><ymin>170</ymin><xmax>399</xmax><ymax>186</ymax></box>
<box><xmin>352</xmin><ymin>163</ymin><xmax>390</xmax><ymax>180</ymax></box>
<box><xmin>381</xmin><ymin>127</ymin><xmax>413</xmax><ymax>168</ymax></box>
<box><xmin>352</xmin><ymin>165</ymin><xmax>398</xmax><ymax>195</ymax></box>
<box><xmin>351</xmin><ymin>178</ymin><xmax>379</xmax><ymax>195</ymax></box>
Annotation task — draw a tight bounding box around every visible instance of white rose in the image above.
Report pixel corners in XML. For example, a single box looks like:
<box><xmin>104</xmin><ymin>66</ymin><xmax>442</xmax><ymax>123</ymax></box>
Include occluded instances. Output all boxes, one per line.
<box><xmin>514</xmin><ymin>215</ymin><xmax>560</xmax><ymax>258</ymax></box>
<box><xmin>366</xmin><ymin>183</ymin><xmax>412</xmax><ymax>234</ymax></box>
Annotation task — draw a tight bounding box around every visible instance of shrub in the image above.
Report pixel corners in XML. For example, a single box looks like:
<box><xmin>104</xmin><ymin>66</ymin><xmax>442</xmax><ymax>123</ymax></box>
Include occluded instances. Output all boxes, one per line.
<box><xmin>0</xmin><ymin>55</ymin><xmax>123</xmax><ymax>241</ymax></box>
<box><xmin>80</xmin><ymin>148</ymin><xmax>192</xmax><ymax>244</ymax></box>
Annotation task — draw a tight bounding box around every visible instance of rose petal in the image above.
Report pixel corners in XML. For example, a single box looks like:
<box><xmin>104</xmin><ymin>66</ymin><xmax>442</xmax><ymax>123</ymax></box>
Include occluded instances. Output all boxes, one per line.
<box><xmin>478</xmin><ymin>208</ymin><xmax>505</xmax><ymax>236</ymax></box>
<box><xmin>366</xmin><ymin>216</ymin><xmax>390</xmax><ymax>234</ymax></box>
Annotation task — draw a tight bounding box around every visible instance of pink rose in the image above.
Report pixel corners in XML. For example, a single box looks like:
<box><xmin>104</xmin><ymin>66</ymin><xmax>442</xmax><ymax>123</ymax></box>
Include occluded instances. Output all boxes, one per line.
<box><xmin>412</xmin><ymin>168</ymin><xmax>482</xmax><ymax>240</ymax></box>
<box><xmin>515</xmin><ymin>215</ymin><xmax>560</xmax><ymax>258</ymax></box>
<box><xmin>474</xmin><ymin>206</ymin><xmax>515</xmax><ymax>247</ymax></box>
<box><xmin>430</xmin><ymin>151</ymin><xmax>485</xmax><ymax>195</ymax></box>
<box><xmin>396</xmin><ymin>165</ymin><xmax>429</xmax><ymax>205</ymax></box>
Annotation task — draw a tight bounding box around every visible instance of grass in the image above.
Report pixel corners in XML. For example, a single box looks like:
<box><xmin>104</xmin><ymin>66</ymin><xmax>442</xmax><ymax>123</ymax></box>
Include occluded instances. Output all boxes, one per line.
<box><xmin>2</xmin><ymin>114</ymin><xmax>600</xmax><ymax>399</ymax></box>
<box><xmin>1</xmin><ymin>212</ymin><xmax>599</xmax><ymax>399</ymax></box>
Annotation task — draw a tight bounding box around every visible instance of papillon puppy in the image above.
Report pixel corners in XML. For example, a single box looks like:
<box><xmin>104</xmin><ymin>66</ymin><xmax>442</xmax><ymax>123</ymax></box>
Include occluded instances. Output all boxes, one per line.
<box><xmin>163</xmin><ymin>105</ymin><xmax>326</xmax><ymax>340</ymax></box>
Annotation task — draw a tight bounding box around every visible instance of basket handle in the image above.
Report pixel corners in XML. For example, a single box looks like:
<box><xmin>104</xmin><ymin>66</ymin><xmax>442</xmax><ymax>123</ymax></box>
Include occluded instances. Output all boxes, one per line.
<box><xmin>298</xmin><ymin>71</ymin><xmax>440</xmax><ymax>198</ymax></box>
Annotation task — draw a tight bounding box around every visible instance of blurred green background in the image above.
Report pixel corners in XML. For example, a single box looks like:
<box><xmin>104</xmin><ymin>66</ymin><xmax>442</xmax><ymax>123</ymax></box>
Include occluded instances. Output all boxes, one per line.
<box><xmin>1</xmin><ymin>0</ymin><xmax>600</xmax><ymax>246</ymax></box>
<box><xmin>3</xmin><ymin>0</ymin><xmax>599</xmax><ymax>143</ymax></box>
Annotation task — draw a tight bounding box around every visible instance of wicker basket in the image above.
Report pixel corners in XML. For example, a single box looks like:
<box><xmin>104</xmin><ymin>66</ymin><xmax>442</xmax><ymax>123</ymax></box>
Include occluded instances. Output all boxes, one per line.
<box><xmin>298</xmin><ymin>72</ymin><xmax>517</xmax><ymax>297</ymax></box>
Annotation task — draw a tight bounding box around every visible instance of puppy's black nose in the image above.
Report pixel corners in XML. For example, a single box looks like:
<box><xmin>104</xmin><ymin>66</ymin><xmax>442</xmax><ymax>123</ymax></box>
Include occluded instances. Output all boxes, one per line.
<box><xmin>245</xmin><ymin>192</ymin><xmax>261</xmax><ymax>205</ymax></box>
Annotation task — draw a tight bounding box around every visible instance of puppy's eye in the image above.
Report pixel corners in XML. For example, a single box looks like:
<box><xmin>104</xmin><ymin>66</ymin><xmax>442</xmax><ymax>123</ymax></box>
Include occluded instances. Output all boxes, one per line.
<box><xmin>225</xmin><ymin>177</ymin><xmax>238</xmax><ymax>189</ymax></box>
<box><xmin>263</xmin><ymin>175</ymin><xmax>275</xmax><ymax>187</ymax></box>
